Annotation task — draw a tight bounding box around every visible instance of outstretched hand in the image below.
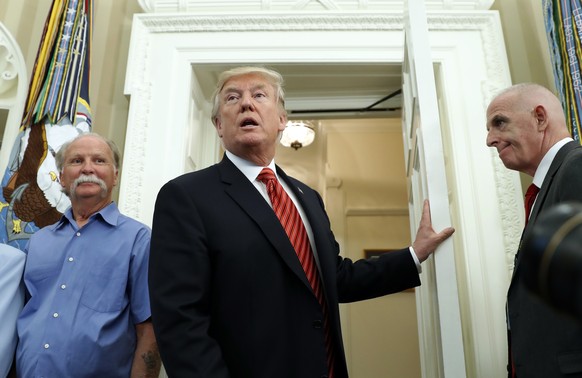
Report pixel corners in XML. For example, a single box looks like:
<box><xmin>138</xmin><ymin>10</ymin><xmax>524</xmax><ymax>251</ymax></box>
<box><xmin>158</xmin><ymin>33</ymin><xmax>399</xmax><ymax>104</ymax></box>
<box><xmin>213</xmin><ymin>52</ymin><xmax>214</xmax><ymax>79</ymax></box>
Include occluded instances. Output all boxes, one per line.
<box><xmin>412</xmin><ymin>199</ymin><xmax>455</xmax><ymax>262</ymax></box>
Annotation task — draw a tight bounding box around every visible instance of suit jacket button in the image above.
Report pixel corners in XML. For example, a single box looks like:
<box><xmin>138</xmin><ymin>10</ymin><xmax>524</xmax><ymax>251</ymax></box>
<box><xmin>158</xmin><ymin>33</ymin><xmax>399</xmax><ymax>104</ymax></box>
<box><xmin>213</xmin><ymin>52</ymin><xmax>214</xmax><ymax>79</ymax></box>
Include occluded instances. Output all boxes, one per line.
<box><xmin>313</xmin><ymin>320</ymin><xmax>323</xmax><ymax>328</ymax></box>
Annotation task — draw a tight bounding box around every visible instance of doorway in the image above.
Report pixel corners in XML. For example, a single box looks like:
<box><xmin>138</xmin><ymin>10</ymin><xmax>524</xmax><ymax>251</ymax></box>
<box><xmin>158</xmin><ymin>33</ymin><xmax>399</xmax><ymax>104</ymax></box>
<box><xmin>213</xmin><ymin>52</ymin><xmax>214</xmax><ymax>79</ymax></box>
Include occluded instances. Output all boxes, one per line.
<box><xmin>121</xmin><ymin>9</ymin><xmax>517</xmax><ymax>377</ymax></box>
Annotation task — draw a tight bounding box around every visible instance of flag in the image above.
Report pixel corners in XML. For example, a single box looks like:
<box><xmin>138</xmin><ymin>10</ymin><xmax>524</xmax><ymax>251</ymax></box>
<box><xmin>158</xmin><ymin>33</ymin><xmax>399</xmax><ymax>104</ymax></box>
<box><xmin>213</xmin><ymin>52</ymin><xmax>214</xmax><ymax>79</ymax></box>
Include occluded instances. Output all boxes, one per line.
<box><xmin>544</xmin><ymin>0</ymin><xmax>582</xmax><ymax>141</ymax></box>
<box><xmin>0</xmin><ymin>0</ymin><xmax>93</xmax><ymax>250</ymax></box>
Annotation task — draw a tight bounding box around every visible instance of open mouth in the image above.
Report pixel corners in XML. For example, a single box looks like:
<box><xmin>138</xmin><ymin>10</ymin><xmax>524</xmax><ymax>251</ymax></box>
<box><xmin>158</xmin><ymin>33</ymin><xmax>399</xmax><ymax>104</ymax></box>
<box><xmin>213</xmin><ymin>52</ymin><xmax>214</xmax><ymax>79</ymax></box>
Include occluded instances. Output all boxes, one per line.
<box><xmin>240</xmin><ymin>117</ymin><xmax>258</xmax><ymax>128</ymax></box>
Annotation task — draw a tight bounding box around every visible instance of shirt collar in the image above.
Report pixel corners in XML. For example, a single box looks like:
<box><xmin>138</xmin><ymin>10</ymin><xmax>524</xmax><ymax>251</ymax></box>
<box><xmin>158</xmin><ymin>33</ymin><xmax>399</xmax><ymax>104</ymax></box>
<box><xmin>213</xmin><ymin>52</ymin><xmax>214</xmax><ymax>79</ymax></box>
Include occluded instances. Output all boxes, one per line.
<box><xmin>532</xmin><ymin>137</ymin><xmax>573</xmax><ymax>187</ymax></box>
<box><xmin>225</xmin><ymin>150</ymin><xmax>277</xmax><ymax>182</ymax></box>
<box><xmin>58</xmin><ymin>202</ymin><xmax>119</xmax><ymax>229</ymax></box>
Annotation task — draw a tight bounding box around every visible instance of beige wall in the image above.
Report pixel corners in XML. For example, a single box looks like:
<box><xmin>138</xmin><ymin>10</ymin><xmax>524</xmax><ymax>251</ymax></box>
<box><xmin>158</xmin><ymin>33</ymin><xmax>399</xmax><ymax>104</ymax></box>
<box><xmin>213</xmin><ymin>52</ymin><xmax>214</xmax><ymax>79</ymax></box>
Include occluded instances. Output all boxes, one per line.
<box><xmin>326</xmin><ymin>121</ymin><xmax>420</xmax><ymax>377</ymax></box>
<box><xmin>345</xmin><ymin>215</ymin><xmax>419</xmax><ymax>377</ymax></box>
<box><xmin>491</xmin><ymin>0</ymin><xmax>554</xmax><ymax>89</ymax></box>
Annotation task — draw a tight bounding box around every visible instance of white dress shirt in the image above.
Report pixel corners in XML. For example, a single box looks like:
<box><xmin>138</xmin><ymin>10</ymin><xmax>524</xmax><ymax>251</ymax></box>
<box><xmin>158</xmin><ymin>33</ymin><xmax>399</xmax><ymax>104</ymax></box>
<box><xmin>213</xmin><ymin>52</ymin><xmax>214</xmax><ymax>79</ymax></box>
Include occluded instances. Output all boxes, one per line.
<box><xmin>225</xmin><ymin>151</ymin><xmax>421</xmax><ymax>272</ymax></box>
<box><xmin>529</xmin><ymin>137</ymin><xmax>574</xmax><ymax>212</ymax></box>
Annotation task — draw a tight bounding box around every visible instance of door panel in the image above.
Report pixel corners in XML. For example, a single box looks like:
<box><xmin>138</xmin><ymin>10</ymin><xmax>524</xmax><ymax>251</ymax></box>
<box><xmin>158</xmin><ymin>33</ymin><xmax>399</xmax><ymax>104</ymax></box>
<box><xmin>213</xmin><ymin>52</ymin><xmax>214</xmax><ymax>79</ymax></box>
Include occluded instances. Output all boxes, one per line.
<box><xmin>402</xmin><ymin>1</ymin><xmax>467</xmax><ymax>377</ymax></box>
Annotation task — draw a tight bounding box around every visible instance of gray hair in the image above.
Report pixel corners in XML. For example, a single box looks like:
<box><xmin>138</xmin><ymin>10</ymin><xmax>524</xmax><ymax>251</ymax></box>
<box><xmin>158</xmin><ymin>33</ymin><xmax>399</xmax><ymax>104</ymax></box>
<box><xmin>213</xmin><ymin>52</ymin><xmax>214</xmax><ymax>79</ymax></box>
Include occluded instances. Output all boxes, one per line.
<box><xmin>55</xmin><ymin>132</ymin><xmax>120</xmax><ymax>173</ymax></box>
<box><xmin>211</xmin><ymin>66</ymin><xmax>287</xmax><ymax>126</ymax></box>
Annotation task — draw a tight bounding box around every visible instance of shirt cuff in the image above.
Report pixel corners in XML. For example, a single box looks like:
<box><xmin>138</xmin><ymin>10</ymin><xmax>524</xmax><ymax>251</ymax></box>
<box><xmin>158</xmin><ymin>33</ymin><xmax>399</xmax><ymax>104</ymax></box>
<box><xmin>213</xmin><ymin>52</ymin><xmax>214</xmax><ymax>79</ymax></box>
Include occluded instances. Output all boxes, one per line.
<box><xmin>409</xmin><ymin>246</ymin><xmax>422</xmax><ymax>273</ymax></box>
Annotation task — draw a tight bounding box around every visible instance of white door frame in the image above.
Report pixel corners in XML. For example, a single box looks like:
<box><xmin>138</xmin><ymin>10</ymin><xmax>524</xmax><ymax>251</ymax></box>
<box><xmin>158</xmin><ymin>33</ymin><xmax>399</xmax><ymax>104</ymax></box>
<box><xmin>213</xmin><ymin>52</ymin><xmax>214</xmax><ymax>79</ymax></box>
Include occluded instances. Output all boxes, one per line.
<box><xmin>122</xmin><ymin>10</ymin><xmax>521</xmax><ymax>377</ymax></box>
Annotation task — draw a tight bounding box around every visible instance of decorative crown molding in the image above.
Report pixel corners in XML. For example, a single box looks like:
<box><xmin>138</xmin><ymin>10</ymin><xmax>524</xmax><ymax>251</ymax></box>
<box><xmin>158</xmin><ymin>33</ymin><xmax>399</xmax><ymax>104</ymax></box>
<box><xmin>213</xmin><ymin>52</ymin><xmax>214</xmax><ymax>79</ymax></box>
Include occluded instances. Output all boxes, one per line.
<box><xmin>136</xmin><ymin>12</ymin><xmax>404</xmax><ymax>33</ymax></box>
<box><xmin>138</xmin><ymin>0</ymin><xmax>495</xmax><ymax>13</ymax></box>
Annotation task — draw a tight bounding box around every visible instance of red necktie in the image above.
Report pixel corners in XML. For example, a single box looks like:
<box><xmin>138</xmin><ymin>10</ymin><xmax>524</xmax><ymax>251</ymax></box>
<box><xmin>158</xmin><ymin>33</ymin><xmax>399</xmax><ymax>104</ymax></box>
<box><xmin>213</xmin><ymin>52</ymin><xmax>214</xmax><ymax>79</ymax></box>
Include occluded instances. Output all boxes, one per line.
<box><xmin>524</xmin><ymin>183</ymin><xmax>540</xmax><ymax>225</ymax></box>
<box><xmin>257</xmin><ymin>168</ymin><xmax>335</xmax><ymax>377</ymax></box>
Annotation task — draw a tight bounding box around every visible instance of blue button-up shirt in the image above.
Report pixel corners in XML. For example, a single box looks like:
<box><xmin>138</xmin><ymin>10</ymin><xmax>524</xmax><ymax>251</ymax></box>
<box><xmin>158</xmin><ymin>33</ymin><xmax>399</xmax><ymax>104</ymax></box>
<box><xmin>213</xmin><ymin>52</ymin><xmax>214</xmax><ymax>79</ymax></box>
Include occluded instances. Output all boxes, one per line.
<box><xmin>16</xmin><ymin>203</ymin><xmax>151</xmax><ymax>378</ymax></box>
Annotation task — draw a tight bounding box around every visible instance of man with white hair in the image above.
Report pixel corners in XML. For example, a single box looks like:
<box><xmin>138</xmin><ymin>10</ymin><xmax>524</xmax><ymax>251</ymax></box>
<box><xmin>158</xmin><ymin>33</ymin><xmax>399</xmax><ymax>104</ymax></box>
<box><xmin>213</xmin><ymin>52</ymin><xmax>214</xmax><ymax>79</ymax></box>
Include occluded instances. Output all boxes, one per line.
<box><xmin>486</xmin><ymin>83</ymin><xmax>582</xmax><ymax>377</ymax></box>
<box><xmin>15</xmin><ymin>133</ymin><xmax>161</xmax><ymax>377</ymax></box>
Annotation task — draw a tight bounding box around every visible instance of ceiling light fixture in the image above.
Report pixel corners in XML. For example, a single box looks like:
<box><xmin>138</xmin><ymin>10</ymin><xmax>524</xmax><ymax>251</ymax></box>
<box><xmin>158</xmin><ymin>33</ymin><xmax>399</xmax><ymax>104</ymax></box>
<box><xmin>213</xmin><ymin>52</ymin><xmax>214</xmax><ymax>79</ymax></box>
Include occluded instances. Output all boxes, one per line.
<box><xmin>280</xmin><ymin>120</ymin><xmax>315</xmax><ymax>150</ymax></box>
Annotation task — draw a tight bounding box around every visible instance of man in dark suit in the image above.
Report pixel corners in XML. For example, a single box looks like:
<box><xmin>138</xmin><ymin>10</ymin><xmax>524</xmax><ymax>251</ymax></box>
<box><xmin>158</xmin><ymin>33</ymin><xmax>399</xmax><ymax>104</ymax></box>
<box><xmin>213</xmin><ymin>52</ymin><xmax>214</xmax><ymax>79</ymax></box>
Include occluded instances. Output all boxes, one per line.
<box><xmin>149</xmin><ymin>66</ymin><xmax>455</xmax><ymax>378</ymax></box>
<box><xmin>486</xmin><ymin>83</ymin><xmax>582</xmax><ymax>377</ymax></box>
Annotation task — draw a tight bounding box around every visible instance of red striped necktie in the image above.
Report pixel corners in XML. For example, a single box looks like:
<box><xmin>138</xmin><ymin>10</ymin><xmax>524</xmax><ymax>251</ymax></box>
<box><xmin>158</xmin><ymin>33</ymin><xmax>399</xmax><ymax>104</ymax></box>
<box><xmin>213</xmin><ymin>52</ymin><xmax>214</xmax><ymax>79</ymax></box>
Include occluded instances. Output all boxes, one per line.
<box><xmin>257</xmin><ymin>167</ymin><xmax>335</xmax><ymax>377</ymax></box>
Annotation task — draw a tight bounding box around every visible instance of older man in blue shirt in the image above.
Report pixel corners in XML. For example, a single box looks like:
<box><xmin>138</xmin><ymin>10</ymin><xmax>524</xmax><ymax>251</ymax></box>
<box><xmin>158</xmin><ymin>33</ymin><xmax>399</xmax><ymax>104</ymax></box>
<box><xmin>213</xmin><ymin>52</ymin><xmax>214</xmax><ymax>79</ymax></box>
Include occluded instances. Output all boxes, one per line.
<box><xmin>16</xmin><ymin>133</ymin><xmax>160</xmax><ymax>377</ymax></box>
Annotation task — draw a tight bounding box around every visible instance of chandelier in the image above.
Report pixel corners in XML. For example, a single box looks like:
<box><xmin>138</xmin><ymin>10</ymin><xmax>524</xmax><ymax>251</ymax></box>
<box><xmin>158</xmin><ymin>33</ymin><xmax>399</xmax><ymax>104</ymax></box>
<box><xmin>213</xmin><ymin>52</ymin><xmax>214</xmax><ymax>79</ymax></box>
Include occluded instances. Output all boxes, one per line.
<box><xmin>280</xmin><ymin>120</ymin><xmax>315</xmax><ymax>150</ymax></box>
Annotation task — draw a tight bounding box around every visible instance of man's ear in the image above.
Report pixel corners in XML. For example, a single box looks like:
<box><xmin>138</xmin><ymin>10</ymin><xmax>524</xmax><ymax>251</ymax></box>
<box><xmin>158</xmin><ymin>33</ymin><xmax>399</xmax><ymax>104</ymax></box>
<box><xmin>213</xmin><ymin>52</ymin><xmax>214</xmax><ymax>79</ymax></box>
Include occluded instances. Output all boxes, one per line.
<box><xmin>278</xmin><ymin>113</ymin><xmax>288</xmax><ymax>132</ymax></box>
<box><xmin>533</xmin><ymin>104</ymin><xmax>549</xmax><ymax>131</ymax></box>
<box><xmin>59</xmin><ymin>171</ymin><xmax>65</xmax><ymax>188</ymax></box>
<box><xmin>214</xmin><ymin>117</ymin><xmax>223</xmax><ymax>137</ymax></box>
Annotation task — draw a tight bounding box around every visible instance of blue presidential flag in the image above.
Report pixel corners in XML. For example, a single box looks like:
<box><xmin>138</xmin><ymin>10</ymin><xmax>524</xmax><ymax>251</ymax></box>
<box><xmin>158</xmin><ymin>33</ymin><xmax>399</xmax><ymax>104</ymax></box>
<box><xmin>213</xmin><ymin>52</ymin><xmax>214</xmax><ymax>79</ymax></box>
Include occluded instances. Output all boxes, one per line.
<box><xmin>0</xmin><ymin>0</ymin><xmax>93</xmax><ymax>249</ymax></box>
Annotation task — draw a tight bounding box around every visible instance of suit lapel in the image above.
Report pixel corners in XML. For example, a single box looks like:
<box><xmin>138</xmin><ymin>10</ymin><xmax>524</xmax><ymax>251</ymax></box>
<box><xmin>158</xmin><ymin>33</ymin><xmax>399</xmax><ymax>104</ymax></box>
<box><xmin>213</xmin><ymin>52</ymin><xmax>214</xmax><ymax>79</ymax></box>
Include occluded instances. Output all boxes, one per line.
<box><xmin>277</xmin><ymin>166</ymin><xmax>338</xmax><ymax>304</ymax></box>
<box><xmin>217</xmin><ymin>157</ymin><xmax>312</xmax><ymax>292</ymax></box>
<box><xmin>528</xmin><ymin>141</ymin><xmax>578</xmax><ymax>227</ymax></box>
<box><xmin>515</xmin><ymin>141</ymin><xmax>579</xmax><ymax>279</ymax></box>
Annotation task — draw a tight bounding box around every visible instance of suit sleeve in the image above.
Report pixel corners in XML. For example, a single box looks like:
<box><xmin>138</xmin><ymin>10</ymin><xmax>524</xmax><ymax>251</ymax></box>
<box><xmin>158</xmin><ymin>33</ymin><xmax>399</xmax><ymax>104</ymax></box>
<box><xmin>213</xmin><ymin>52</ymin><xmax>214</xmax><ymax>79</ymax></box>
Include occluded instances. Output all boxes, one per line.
<box><xmin>304</xmin><ymin>187</ymin><xmax>420</xmax><ymax>303</ymax></box>
<box><xmin>149</xmin><ymin>180</ymin><xmax>229</xmax><ymax>378</ymax></box>
<box><xmin>335</xmin><ymin>248</ymin><xmax>421</xmax><ymax>303</ymax></box>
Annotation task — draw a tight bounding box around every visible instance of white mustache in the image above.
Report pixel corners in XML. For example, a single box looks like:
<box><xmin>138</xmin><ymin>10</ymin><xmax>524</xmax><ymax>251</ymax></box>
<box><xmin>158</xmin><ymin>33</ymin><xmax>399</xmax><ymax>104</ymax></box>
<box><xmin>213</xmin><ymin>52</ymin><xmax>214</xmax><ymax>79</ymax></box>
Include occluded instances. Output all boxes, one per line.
<box><xmin>71</xmin><ymin>174</ymin><xmax>107</xmax><ymax>193</ymax></box>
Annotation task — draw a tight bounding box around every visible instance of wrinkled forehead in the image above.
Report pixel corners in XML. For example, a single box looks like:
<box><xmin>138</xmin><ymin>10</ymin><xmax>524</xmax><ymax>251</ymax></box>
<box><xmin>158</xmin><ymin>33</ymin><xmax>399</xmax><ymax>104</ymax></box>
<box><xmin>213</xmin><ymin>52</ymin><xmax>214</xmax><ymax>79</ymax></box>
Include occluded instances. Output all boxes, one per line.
<box><xmin>490</xmin><ymin>89</ymin><xmax>534</xmax><ymax>112</ymax></box>
<box><xmin>221</xmin><ymin>73</ymin><xmax>275</xmax><ymax>93</ymax></box>
<box><xmin>66</xmin><ymin>136</ymin><xmax>112</xmax><ymax>158</ymax></box>
<box><xmin>487</xmin><ymin>97</ymin><xmax>504</xmax><ymax>115</ymax></box>
<box><xmin>487</xmin><ymin>91</ymin><xmax>520</xmax><ymax>116</ymax></box>
<box><xmin>485</xmin><ymin>95</ymin><xmax>510</xmax><ymax>128</ymax></box>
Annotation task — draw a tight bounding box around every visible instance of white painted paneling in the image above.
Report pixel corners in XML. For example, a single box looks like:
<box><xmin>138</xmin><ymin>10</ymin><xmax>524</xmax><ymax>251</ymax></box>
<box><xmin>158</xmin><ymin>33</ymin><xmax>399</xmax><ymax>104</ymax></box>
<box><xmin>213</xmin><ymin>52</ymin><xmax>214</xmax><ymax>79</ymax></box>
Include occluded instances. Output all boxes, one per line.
<box><xmin>403</xmin><ymin>1</ymin><xmax>465</xmax><ymax>376</ymax></box>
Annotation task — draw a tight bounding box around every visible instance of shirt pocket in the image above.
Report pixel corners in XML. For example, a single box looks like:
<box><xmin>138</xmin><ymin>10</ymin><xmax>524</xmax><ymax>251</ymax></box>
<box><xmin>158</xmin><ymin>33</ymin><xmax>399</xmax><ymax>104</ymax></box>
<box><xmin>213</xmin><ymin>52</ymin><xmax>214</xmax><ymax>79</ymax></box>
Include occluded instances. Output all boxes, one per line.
<box><xmin>80</xmin><ymin>270</ymin><xmax>127</xmax><ymax>313</ymax></box>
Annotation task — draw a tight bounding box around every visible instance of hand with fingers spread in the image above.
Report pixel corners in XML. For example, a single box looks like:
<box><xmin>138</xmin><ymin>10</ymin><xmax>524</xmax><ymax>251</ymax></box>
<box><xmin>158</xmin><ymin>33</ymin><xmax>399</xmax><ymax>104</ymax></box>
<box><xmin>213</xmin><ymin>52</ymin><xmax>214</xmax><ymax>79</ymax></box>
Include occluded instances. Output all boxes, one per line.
<box><xmin>411</xmin><ymin>200</ymin><xmax>455</xmax><ymax>263</ymax></box>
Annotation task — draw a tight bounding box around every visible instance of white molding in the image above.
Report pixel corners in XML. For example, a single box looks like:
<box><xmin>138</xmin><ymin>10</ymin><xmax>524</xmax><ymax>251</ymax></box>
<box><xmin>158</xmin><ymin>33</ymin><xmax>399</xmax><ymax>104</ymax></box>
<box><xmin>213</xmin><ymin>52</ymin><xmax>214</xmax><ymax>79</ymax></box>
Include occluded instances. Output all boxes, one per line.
<box><xmin>138</xmin><ymin>0</ymin><xmax>495</xmax><ymax>13</ymax></box>
<box><xmin>0</xmin><ymin>22</ymin><xmax>27</xmax><ymax>175</ymax></box>
<box><xmin>0</xmin><ymin>37</ymin><xmax>18</xmax><ymax>97</ymax></box>
<box><xmin>133</xmin><ymin>12</ymin><xmax>404</xmax><ymax>33</ymax></box>
<box><xmin>119</xmin><ymin>20</ymin><xmax>152</xmax><ymax>221</ymax></box>
<box><xmin>427</xmin><ymin>11</ymin><xmax>522</xmax><ymax>278</ymax></box>
<box><xmin>424</xmin><ymin>10</ymin><xmax>516</xmax><ymax>377</ymax></box>
<box><xmin>428</xmin><ymin>11</ymin><xmax>522</xmax><ymax>278</ymax></box>
<box><xmin>491</xmin><ymin>149</ymin><xmax>524</xmax><ymax>274</ymax></box>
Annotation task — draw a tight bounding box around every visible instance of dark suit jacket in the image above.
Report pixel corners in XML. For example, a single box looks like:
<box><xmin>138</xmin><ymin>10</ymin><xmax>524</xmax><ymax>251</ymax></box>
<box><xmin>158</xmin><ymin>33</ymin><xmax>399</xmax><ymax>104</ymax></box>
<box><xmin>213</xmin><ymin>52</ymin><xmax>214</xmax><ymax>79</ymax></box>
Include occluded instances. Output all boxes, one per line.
<box><xmin>149</xmin><ymin>155</ymin><xmax>421</xmax><ymax>378</ymax></box>
<box><xmin>508</xmin><ymin>140</ymin><xmax>582</xmax><ymax>377</ymax></box>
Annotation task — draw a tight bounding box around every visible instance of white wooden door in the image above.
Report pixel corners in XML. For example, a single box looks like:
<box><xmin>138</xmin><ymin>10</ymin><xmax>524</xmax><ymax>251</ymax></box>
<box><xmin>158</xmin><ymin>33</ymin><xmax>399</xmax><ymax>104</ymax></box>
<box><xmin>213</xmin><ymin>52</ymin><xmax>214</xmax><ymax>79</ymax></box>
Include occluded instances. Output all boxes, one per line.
<box><xmin>402</xmin><ymin>2</ymin><xmax>467</xmax><ymax>377</ymax></box>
